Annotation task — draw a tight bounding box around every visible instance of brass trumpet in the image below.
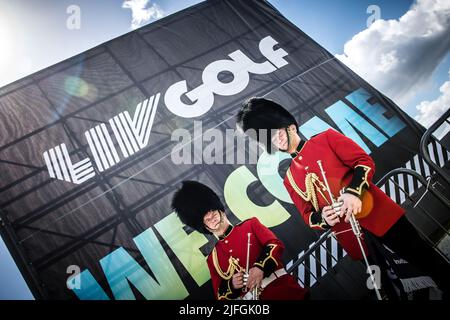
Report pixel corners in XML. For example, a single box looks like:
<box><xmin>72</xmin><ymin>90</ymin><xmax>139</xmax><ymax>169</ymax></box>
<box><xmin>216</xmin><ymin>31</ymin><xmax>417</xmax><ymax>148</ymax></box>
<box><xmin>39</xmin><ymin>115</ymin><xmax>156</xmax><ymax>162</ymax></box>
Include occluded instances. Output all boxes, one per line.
<box><xmin>317</xmin><ymin>160</ymin><xmax>382</xmax><ymax>300</ymax></box>
<box><xmin>243</xmin><ymin>233</ymin><xmax>260</xmax><ymax>300</ymax></box>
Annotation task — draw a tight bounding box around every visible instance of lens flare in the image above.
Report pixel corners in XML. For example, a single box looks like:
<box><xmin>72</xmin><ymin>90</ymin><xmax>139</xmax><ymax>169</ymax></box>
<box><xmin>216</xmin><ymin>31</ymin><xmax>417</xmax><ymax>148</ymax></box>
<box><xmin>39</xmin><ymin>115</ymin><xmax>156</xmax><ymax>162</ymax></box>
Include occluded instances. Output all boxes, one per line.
<box><xmin>64</xmin><ymin>76</ymin><xmax>89</xmax><ymax>97</ymax></box>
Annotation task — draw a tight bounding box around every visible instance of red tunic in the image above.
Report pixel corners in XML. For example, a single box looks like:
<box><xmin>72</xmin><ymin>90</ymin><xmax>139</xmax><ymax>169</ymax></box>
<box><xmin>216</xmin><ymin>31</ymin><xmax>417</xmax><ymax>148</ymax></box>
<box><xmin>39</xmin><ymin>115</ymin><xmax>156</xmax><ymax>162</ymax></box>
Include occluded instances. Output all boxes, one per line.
<box><xmin>206</xmin><ymin>217</ymin><xmax>308</xmax><ymax>300</ymax></box>
<box><xmin>283</xmin><ymin>128</ymin><xmax>404</xmax><ymax>260</ymax></box>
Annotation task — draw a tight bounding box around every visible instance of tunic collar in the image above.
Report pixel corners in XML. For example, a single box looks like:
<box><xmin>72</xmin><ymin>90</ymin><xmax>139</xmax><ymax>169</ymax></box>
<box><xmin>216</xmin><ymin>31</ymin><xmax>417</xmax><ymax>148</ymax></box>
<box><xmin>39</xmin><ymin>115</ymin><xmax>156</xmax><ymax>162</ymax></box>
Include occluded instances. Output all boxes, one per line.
<box><xmin>290</xmin><ymin>139</ymin><xmax>307</xmax><ymax>158</ymax></box>
<box><xmin>218</xmin><ymin>224</ymin><xmax>234</xmax><ymax>240</ymax></box>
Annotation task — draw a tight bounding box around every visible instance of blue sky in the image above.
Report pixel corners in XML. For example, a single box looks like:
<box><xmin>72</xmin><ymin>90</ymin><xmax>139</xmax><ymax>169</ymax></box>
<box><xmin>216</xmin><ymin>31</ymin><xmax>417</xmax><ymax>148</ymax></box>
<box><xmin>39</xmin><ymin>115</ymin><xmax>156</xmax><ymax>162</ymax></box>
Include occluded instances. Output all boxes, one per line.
<box><xmin>0</xmin><ymin>0</ymin><xmax>448</xmax><ymax>299</ymax></box>
<box><xmin>272</xmin><ymin>0</ymin><xmax>450</xmax><ymax>119</ymax></box>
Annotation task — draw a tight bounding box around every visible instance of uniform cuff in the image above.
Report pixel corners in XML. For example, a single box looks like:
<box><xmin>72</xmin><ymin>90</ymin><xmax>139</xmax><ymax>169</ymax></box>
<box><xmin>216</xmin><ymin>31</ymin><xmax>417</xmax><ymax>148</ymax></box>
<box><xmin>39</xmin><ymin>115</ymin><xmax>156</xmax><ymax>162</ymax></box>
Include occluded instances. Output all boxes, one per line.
<box><xmin>345</xmin><ymin>165</ymin><xmax>371</xmax><ymax>198</ymax></box>
<box><xmin>309</xmin><ymin>210</ymin><xmax>331</xmax><ymax>230</ymax></box>
<box><xmin>217</xmin><ymin>278</ymin><xmax>241</xmax><ymax>300</ymax></box>
<box><xmin>253</xmin><ymin>244</ymin><xmax>279</xmax><ymax>277</ymax></box>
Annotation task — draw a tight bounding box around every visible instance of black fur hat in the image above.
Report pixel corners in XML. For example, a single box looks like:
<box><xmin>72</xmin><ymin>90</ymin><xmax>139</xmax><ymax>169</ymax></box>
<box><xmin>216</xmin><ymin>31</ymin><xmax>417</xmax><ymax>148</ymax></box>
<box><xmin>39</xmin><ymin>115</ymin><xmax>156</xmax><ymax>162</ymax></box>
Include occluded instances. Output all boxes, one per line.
<box><xmin>171</xmin><ymin>181</ymin><xmax>224</xmax><ymax>234</ymax></box>
<box><xmin>236</xmin><ymin>97</ymin><xmax>298</xmax><ymax>153</ymax></box>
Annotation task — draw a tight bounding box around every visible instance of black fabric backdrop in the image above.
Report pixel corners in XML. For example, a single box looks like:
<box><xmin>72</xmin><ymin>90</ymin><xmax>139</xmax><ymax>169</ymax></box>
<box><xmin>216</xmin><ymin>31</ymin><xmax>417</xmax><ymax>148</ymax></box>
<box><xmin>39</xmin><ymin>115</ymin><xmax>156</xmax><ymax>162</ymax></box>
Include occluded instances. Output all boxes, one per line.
<box><xmin>0</xmin><ymin>0</ymin><xmax>431</xmax><ymax>299</ymax></box>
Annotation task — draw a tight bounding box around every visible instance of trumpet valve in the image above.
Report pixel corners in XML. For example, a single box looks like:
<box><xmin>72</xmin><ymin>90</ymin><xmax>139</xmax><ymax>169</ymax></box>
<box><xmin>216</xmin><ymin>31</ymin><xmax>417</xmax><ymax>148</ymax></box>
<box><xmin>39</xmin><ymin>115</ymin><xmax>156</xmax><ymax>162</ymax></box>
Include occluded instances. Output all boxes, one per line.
<box><xmin>331</xmin><ymin>201</ymin><xmax>343</xmax><ymax>215</ymax></box>
<box><xmin>242</xmin><ymin>273</ymin><xmax>249</xmax><ymax>286</ymax></box>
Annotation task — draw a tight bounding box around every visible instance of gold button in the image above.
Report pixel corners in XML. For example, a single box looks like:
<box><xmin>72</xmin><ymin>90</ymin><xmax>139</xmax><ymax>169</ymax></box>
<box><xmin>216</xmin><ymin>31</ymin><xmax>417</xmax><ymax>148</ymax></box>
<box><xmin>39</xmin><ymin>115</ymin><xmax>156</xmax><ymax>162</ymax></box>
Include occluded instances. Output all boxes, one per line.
<box><xmin>225</xmin><ymin>240</ymin><xmax>228</xmax><ymax>244</ymax></box>
<box><xmin>229</xmin><ymin>249</ymin><xmax>233</xmax><ymax>253</ymax></box>
<box><xmin>299</xmin><ymin>156</ymin><xmax>302</xmax><ymax>160</ymax></box>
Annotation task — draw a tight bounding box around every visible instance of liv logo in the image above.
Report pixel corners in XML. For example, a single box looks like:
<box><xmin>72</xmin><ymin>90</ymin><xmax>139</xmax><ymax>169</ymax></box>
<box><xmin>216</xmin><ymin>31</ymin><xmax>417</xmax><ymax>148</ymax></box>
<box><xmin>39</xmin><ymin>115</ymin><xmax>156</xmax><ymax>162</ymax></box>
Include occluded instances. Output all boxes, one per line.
<box><xmin>43</xmin><ymin>93</ymin><xmax>160</xmax><ymax>184</ymax></box>
<box><xmin>43</xmin><ymin>35</ymin><xmax>290</xmax><ymax>185</ymax></box>
<box><xmin>164</xmin><ymin>36</ymin><xmax>288</xmax><ymax>118</ymax></box>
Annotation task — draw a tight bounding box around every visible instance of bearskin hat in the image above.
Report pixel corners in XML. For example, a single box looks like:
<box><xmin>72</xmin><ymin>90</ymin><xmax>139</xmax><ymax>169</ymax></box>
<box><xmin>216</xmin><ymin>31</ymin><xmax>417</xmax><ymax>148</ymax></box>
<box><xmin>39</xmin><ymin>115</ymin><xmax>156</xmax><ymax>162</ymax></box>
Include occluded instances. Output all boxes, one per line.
<box><xmin>171</xmin><ymin>180</ymin><xmax>224</xmax><ymax>234</ymax></box>
<box><xmin>236</xmin><ymin>97</ymin><xmax>298</xmax><ymax>154</ymax></box>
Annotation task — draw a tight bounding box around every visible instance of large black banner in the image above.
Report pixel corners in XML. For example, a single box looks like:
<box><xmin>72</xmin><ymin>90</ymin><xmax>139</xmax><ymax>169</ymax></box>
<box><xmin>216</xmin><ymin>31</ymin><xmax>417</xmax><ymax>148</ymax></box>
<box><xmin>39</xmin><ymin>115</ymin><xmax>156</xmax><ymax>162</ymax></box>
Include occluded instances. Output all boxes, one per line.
<box><xmin>0</xmin><ymin>0</ymin><xmax>445</xmax><ymax>299</ymax></box>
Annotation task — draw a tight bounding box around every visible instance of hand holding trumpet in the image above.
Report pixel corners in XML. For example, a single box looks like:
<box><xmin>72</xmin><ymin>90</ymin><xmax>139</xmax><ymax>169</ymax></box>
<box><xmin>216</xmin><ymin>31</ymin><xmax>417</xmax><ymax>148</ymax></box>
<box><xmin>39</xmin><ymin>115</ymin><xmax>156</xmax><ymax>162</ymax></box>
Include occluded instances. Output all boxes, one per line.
<box><xmin>231</xmin><ymin>271</ymin><xmax>245</xmax><ymax>289</ymax></box>
<box><xmin>243</xmin><ymin>267</ymin><xmax>263</xmax><ymax>291</ymax></box>
<box><xmin>338</xmin><ymin>193</ymin><xmax>362</xmax><ymax>222</ymax></box>
<box><xmin>322</xmin><ymin>193</ymin><xmax>362</xmax><ymax>225</ymax></box>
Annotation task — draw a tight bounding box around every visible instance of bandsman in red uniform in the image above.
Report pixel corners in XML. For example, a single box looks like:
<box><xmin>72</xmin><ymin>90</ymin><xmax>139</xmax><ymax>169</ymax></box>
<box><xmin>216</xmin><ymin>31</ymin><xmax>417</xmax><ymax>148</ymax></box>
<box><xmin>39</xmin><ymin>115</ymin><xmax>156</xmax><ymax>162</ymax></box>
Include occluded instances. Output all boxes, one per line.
<box><xmin>171</xmin><ymin>180</ymin><xmax>308</xmax><ymax>300</ymax></box>
<box><xmin>237</xmin><ymin>97</ymin><xmax>450</xmax><ymax>298</ymax></box>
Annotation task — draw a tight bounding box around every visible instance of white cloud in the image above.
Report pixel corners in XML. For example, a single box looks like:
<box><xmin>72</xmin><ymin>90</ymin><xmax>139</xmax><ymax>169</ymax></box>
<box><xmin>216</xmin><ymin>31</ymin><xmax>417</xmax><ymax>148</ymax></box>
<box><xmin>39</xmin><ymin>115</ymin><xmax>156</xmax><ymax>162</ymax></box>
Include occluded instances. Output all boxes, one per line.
<box><xmin>0</xmin><ymin>20</ymin><xmax>33</xmax><ymax>87</ymax></box>
<box><xmin>336</xmin><ymin>0</ymin><xmax>450</xmax><ymax>108</ymax></box>
<box><xmin>415</xmin><ymin>69</ymin><xmax>450</xmax><ymax>127</ymax></box>
<box><xmin>122</xmin><ymin>0</ymin><xmax>164</xmax><ymax>30</ymax></box>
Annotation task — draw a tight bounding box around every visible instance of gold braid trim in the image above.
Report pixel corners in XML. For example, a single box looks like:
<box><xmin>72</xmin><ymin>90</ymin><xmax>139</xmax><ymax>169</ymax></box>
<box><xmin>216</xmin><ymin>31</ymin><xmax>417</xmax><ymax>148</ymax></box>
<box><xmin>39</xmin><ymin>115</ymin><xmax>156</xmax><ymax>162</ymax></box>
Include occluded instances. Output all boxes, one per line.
<box><xmin>217</xmin><ymin>280</ymin><xmax>235</xmax><ymax>300</ymax></box>
<box><xmin>308</xmin><ymin>212</ymin><xmax>328</xmax><ymax>229</ymax></box>
<box><xmin>346</xmin><ymin>165</ymin><xmax>371</xmax><ymax>196</ymax></box>
<box><xmin>312</xmin><ymin>180</ymin><xmax>331</xmax><ymax>206</ymax></box>
<box><xmin>286</xmin><ymin>168</ymin><xmax>330</xmax><ymax>211</ymax></box>
<box><xmin>212</xmin><ymin>247</ymin><xmax>244</xmax><ymax>280</ymax></box>
<box><xmin>253</xmin><ymin>244</ymin><xmax>279</xmax><ymax>269</ymax></box>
